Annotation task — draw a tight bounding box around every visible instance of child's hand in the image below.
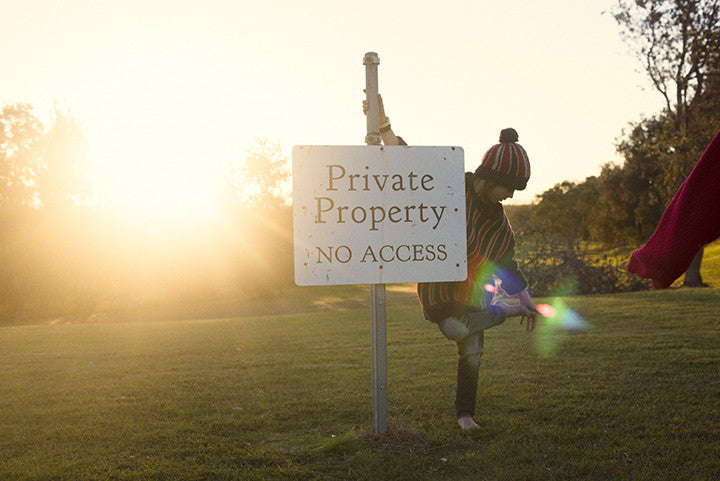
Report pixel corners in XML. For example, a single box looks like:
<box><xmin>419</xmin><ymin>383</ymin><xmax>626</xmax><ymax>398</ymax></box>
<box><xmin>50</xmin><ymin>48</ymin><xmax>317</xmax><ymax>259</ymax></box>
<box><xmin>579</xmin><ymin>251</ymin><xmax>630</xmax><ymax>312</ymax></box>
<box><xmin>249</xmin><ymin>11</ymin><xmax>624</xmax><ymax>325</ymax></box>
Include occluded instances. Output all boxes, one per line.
<box><xmin>493</xmin><ymin>301</ymin><xmax>537</xmax><ymax>332</ymax></box>
<box><xmin>515</xmin><ymin>289</ymin><xmax>538</xmax><ymax>331</ymax></box>
<box><xmin>362</xmin><ymin>92</ymin><xmax>388</xmax><ymax>122</ymax></box>
<box><xmin>494</xmin><ymin>301</ymin><xmax>532</xmax><ymax>318</ymax></box>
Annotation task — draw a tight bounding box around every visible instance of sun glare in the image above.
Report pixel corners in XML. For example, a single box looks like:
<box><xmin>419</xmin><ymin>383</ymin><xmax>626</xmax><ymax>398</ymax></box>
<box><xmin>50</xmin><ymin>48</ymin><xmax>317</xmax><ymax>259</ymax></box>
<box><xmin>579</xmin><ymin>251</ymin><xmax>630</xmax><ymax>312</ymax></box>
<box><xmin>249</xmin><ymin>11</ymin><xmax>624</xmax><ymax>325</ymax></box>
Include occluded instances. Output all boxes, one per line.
<box><xmin>111</xmin><ymin>175</ymin><xmax>218</xmax><ymax>219</ymax></box>
<box><xmin>93</xmin><ymin>143</ymin><xmax>225</xmax><ymax>224</ymax></box>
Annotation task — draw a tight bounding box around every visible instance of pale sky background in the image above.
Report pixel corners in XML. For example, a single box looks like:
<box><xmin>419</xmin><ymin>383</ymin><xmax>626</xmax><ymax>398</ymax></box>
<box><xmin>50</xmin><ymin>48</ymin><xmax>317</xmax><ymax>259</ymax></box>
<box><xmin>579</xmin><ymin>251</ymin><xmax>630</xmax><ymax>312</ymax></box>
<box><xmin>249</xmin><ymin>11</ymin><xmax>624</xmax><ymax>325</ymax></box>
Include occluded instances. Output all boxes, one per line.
<box><xmin>1</xmin><ymin>0</ymin><xmax>664</xmax><ymax>210</ymax></box>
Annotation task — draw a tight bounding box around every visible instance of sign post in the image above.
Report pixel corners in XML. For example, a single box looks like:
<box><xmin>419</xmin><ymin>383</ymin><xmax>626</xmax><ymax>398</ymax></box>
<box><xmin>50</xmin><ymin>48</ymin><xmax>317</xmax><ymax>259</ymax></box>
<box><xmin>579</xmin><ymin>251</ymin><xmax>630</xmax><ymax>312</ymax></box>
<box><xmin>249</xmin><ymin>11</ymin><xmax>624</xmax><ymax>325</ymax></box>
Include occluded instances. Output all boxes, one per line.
<box><xmin>363</xmin><ymin>52</ymin><xmax>388</xmax><ymax>434</ymax></box>
<box><xmin>292</xmin><ymin>52</ymin><xmax>467</xmax><ymax>436</ymax></box>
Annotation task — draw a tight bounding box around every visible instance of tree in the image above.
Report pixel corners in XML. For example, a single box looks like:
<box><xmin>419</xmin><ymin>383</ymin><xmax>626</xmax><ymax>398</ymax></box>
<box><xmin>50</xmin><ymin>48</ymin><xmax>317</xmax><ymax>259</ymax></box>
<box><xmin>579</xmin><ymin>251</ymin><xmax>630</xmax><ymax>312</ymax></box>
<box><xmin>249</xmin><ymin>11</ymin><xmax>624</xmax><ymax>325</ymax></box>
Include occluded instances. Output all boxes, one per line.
<box><xmin>611</xmin><ymin>0</ymin><xmax>720</xmax><ymax>285</ymax></box>
<box><xmin>37</xmin><ymin>104</ymin><xmax>94</xmax><ymax>209</ymax></box>
<box><xmin>221</xmin><ymin>137</ymin><xmax>294</xmax><ymax>292</ymax></box>
<box><xmin>225</xmin><ymin>137</ymin><xmax>291</xmax><ymax>209</ymax></box>
<box><xmin>0</xmin><ymin>104</ymin><xmax>44</xmax><ymax>208</ymax></box>
<box><xmin>612</xmin><ymin>0</ymin><xmax>720</xmax><ymax>131</ymax></box>
<box><xmin>1</xmin><ymin>103</ymin><xmax>93</xmax><ymax>210</ymax></box>
<box><xmin>611</xmin><ymin>115</ymin><xmax>672</xmax><ymax>241</ymax></box>
<box><xmin>1</xmin><ymin>103</ymin><xmax>97</xmax><ymax>320</ymax></box>
<box><xmin>533</xmin><ymin>180</ymin><xmax>597</xmax><ymax>251</ymax></box>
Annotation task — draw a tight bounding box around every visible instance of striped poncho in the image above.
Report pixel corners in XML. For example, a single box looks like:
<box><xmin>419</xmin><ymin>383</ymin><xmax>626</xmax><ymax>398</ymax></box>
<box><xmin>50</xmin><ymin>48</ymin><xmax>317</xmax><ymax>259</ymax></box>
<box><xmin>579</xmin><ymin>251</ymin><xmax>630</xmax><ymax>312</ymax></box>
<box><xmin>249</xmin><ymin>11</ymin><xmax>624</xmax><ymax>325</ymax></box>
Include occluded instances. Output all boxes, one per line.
<box><xmin>417</xmin><ymin>173</ymin><xmax>527</xmax><ymax>323</ymax></box>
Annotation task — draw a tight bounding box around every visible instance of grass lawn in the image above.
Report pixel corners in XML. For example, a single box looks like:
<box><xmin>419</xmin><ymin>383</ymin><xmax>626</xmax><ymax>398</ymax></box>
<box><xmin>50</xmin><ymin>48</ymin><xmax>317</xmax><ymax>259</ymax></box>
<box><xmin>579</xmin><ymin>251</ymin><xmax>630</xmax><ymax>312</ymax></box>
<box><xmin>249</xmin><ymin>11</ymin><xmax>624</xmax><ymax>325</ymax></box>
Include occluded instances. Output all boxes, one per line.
<box><xmin>1</xmin><ymin>249</ymin><xmax>719</xmax><ymax>480</ymax></box>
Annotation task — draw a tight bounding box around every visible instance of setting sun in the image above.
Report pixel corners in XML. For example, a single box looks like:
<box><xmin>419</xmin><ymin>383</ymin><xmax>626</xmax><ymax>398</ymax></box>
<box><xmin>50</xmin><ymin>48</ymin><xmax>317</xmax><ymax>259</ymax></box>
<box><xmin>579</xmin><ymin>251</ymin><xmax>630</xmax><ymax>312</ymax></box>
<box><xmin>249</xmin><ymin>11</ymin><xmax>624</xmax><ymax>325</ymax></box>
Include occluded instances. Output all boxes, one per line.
<box><xmin>84</xmin><ymin>98</ymin><xmax>236</xmax><ymax>223</ymax></box>
<box><xmin>94</xmin><ymin>149</ymin><xmax>223</xmax><ymax>221</ymax></box>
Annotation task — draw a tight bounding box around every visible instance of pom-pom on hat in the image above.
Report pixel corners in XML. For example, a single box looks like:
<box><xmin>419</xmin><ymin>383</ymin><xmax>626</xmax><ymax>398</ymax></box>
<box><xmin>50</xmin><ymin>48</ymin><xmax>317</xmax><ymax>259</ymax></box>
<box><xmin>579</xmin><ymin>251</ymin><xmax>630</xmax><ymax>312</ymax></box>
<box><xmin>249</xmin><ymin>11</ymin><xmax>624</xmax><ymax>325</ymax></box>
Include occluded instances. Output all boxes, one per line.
<box><xmin>474</xmin><ymin>128</ymin><xmax>531</xmax><ymax>191</ymax></box>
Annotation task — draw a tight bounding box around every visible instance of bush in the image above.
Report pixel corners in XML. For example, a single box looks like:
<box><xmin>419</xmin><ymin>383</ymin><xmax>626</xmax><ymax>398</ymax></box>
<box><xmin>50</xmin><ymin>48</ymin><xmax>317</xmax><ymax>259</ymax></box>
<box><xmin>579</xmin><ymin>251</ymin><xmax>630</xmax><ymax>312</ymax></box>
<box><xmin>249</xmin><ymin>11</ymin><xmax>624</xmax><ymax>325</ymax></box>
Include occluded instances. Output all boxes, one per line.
<box><xmin>514</xmin><ymin>231</ymin><xmax>650</xmax><ymax>297</ymax></box>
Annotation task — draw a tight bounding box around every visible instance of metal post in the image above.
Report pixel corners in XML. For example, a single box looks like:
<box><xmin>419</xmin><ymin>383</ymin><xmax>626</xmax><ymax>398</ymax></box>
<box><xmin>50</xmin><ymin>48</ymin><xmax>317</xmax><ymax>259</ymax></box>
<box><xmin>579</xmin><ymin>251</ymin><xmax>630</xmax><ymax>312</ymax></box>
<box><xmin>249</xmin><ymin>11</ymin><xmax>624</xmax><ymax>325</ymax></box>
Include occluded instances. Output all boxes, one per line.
<box><xmin>363</xmin><ymin>51</ymin><xmax>388</xmax><ymax>434</ymax></box>
<box><xmin>370</xmin><ymin>284</ymin><xmax>387</xmax><ymax>434</ymax></box>
<box><xmin>364</xmin><ymin>52</ymin><xmax>381</xmax><ymax>147</ymax></box>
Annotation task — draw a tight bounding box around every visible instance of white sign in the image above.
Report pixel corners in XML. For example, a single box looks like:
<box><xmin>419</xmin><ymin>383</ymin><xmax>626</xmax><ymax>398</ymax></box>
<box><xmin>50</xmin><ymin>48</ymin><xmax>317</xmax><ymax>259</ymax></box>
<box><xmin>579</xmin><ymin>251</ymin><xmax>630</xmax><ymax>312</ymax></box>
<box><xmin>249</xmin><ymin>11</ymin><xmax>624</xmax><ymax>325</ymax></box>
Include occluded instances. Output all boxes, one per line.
<box><xmin>293</xmin><ymin>145</ymin><xmax>467</xmax><ymax>286</ymax></box>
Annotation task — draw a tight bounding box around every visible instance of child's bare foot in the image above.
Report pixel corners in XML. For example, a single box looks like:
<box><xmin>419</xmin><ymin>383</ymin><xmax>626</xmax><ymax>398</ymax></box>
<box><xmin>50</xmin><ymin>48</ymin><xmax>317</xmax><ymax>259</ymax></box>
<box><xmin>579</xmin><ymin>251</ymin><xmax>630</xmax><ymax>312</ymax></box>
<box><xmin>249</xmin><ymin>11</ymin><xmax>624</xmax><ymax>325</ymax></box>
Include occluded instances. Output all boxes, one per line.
<box><xmin>457</xmin><ymin>416</ymin><xmax>480</xmax><ymax>430</ymax></box>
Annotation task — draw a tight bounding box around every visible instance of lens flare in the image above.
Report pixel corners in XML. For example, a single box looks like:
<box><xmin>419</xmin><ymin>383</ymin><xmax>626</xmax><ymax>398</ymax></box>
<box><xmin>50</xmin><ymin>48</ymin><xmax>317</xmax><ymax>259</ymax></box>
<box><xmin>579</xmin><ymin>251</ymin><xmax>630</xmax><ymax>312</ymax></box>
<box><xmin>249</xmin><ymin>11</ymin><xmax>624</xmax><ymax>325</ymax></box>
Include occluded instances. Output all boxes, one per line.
<box><xmin>534</xmin><ymin>295</ymin><xmax>589</xmax><ymax>357</ymax></box>
<box><xmin>535</xmin><ymin>303</ymin><xmax>556</xmax><ymax>318</ymax></box>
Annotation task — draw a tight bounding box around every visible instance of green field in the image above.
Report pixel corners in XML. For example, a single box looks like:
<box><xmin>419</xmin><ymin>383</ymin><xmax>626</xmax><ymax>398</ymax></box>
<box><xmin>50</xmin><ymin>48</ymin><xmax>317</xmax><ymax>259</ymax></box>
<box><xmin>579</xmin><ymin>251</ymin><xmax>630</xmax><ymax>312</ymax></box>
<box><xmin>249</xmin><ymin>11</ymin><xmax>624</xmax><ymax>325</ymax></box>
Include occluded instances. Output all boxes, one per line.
<box><xmin>2</xmin><ymin>249</ymin><xmax>720</xmax><ymax>480</ymax></box>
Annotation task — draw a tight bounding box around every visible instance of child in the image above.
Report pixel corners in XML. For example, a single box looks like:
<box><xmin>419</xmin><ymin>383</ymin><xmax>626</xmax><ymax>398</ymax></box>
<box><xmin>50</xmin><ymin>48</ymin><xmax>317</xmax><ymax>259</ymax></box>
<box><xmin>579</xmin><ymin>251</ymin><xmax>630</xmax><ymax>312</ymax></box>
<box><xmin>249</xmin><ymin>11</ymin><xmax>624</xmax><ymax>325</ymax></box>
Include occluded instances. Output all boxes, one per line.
<box><xmin>365</xmin><ymin>95</ymin><xmax>538</xmax><ymax>430</ymax></box>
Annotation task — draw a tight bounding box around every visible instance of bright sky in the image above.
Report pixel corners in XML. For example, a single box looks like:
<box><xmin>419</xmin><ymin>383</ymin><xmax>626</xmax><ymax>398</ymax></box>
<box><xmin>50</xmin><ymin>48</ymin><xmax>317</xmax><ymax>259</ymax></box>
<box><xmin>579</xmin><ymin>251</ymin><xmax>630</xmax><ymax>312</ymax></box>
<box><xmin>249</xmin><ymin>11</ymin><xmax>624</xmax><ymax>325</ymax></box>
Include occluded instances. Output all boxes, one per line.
<box><xmin>1</xmin><ymin>0</ymin><xmax>664</xmax><ymax>209</ymax></box>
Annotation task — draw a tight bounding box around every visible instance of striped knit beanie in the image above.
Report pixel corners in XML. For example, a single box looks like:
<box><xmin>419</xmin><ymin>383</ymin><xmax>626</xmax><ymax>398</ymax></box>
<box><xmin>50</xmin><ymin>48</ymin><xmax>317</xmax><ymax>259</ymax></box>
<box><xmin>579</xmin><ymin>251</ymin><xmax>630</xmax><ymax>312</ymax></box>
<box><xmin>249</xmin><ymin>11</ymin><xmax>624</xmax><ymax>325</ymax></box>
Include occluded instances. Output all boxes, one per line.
<box><xmin>474</xmin><ymin>128</ymin><xmax>531</xmax><ymax>191</ymax></box>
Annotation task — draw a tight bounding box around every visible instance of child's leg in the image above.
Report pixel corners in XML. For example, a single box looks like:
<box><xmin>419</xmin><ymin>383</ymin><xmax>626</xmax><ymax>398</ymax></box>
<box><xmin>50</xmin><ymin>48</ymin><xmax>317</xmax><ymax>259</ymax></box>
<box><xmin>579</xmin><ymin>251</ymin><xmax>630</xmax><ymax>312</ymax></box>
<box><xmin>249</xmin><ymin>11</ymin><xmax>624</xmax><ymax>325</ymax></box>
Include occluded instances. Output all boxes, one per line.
<box><xmin>455</xmin><ymin>332</ymin><xmax>484</xmax><ymax>424</ymax></box>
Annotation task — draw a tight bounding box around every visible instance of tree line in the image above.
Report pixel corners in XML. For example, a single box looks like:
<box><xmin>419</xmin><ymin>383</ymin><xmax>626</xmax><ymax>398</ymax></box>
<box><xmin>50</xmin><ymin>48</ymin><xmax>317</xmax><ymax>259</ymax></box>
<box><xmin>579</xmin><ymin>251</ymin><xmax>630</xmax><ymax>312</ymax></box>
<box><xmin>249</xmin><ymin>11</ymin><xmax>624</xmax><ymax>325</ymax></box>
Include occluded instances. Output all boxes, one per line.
<box><xmin>1</xmin><ymin>0</ymin><xmax>718</xmax><ymax>322</ymax></box>
<box><xmin>505</xmin><ymin>0</ymin><xmax>720</xmax><ymax>295</ymax></box>
<box><xmin>1</xmin><ymin>106</ymin><xmax>293</xmax><ymax>323</ymax></box>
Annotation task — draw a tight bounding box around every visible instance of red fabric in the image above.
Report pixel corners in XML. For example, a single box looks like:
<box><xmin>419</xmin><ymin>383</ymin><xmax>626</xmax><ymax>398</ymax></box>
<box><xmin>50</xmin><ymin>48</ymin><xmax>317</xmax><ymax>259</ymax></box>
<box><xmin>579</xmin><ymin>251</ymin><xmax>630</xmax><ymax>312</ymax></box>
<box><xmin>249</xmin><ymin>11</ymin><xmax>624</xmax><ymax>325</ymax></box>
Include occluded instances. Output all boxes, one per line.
<box><xmin>627</xmin><ymin>130</ymin><xmax>720</xmax><ymax>289</ymax></box>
